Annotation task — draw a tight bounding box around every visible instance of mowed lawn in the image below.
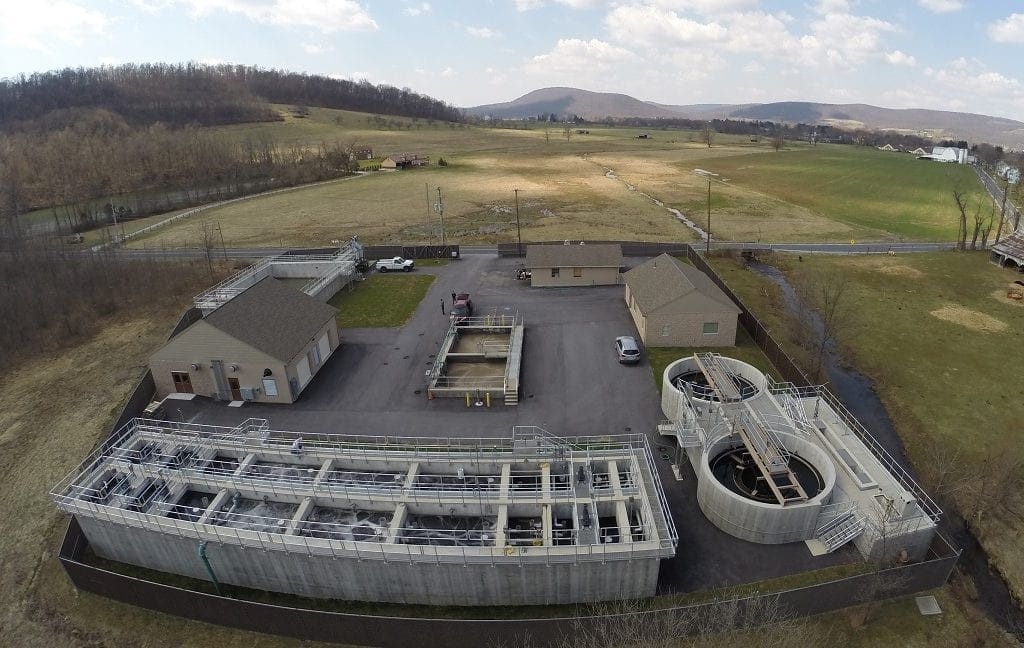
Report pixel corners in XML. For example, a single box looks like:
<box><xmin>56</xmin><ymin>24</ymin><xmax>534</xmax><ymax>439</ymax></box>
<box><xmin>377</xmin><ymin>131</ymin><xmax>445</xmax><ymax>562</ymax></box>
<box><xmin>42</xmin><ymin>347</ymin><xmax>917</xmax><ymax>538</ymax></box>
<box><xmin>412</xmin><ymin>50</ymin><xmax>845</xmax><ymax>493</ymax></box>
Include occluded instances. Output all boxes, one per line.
<box><xmin>711</xmin><ymin>251</ymin><xmax>1024</xmax><ymax>601</ymax></box>
<box><xmin>329</xmin><ymin>273</ymin><xmax>435</xmax><ymax>328</ymax></box>
<box><xmin>695</xmin><ymin>146</ymin><xmax>986</xmax><ymax>241</ymax></box>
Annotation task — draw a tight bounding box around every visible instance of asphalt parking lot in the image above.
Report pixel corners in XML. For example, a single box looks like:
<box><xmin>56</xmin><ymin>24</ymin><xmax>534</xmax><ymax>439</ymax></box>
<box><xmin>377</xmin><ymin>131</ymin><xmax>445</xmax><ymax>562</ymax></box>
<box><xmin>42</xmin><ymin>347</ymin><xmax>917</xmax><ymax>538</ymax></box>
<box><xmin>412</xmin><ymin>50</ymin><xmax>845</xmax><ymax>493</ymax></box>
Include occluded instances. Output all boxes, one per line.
<box><xmin>170</xmin><ymin>253</ymin><xmax>855</xmax><ymax>593</ymax></box>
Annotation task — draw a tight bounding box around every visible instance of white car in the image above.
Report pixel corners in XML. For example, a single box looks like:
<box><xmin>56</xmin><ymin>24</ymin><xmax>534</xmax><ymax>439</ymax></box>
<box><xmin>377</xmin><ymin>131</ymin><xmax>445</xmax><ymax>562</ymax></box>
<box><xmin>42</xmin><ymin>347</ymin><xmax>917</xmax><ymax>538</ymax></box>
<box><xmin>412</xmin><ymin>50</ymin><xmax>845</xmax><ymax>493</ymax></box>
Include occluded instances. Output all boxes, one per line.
<box><xmin>615</xmin><ymin>336</ymin><xmax>641</xmax><ymax>364</ymax></box>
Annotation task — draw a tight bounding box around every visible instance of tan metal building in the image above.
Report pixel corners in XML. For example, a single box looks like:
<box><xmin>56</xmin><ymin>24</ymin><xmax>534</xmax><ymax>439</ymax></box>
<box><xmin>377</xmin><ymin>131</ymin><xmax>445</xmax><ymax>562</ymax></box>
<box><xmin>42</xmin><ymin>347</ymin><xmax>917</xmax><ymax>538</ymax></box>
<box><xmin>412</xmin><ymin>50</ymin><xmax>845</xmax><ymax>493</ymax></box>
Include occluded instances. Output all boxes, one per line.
<box><xmin>623</xmin><ymin>254</ymin><xmax>740</xmax><ymax>347</ymax></box>
<box><xmin>525</xmin><ymin>243</ymin><xmax>623</xmax><ymax>287</ymax></box>
<box><xmin>151</xmin><ymin>277</ymin><xmax>339</xmax><ymax>404</ymax></box>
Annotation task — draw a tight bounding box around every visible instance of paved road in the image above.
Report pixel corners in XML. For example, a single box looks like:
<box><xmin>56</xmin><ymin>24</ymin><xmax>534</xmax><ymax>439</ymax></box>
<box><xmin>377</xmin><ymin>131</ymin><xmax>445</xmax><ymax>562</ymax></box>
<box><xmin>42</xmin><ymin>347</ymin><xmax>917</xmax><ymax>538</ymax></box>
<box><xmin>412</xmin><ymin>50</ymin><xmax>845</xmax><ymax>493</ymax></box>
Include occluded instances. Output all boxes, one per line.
<box><xmin>975</xmin><ymin>166</ymin><xmax>1021</xmax><ymax>232</ymax></box>
<box><xmin>96</xmin><ymin>240</ymin><xmax>956</xmax><ymax>262</ymax></box>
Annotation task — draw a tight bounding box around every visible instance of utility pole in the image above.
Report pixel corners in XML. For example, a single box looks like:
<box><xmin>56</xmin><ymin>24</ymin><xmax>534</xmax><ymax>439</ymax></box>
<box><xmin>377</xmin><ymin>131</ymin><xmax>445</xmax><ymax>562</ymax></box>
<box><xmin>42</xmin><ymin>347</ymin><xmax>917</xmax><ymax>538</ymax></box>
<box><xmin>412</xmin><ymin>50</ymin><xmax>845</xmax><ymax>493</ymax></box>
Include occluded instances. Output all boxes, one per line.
<box><xmin>434</xmin><ymin>186</ymin><xmax>445</xmax><ymax>247</ymax></box>
<box><xmin>706</xmin><ymin>178</ymin><xmax>711</xmax><ymax>255</ymax></box>
<box><xmin>514</xmin><ymin>188</ymin><xmax>522</xmax><ymax>256</ymax></box>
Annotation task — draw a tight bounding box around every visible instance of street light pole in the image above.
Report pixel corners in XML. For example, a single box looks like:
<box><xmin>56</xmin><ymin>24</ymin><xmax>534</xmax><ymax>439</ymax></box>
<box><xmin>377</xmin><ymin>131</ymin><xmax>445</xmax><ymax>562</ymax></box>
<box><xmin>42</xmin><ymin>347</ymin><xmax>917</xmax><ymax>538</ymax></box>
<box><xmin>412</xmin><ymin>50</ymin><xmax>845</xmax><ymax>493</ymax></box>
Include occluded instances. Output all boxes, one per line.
<box><xmin>514</xmin><ymin>188</ymin><xmax>522</xmax><ymax>256</ymax></box>
<box><xmin>694</xmin><ymin>169</ymin><xmax>723</xmax><ymax>255</ymax></box>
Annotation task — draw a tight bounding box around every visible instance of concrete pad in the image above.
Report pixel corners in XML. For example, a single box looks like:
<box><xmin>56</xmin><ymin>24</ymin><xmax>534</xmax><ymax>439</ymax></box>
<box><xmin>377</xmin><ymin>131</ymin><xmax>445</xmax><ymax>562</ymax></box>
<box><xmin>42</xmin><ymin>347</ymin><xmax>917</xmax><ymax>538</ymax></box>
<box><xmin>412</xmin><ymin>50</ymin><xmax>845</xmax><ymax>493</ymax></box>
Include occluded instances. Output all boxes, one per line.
<box><xmin>915</xmin><ymin>595</ymin><xmax>942</xmax><ymax>615</ymax></box>
<box><xmin>165</xmin><ymin>393</ymin><xmax>195</xmax><ymax>401</ymax></box>
<box><xmin>804</xmin><ymin>539</ymin><xmax>828</xmax><ymax>556</ymax></box>
<box><xmin>228</xmin><ymin>400</ymin><xmax>245</xmax><ymax>407</ymax></box>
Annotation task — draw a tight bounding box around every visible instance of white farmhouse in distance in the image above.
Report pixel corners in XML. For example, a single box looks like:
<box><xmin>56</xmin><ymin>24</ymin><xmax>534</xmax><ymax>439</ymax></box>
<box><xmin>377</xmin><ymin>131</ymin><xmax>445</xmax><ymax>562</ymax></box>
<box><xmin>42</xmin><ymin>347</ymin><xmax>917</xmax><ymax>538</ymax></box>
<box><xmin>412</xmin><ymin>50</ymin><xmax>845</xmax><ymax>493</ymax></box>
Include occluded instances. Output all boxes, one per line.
<box><xmin>996</xmin><ymin>160</ymin><xmax>1021</xmax><ymax>184</ymax></box>
<box><xmin>918</xmin><ymin>146</ymin><xmax>968</xmax><ymax>164</ymax></box>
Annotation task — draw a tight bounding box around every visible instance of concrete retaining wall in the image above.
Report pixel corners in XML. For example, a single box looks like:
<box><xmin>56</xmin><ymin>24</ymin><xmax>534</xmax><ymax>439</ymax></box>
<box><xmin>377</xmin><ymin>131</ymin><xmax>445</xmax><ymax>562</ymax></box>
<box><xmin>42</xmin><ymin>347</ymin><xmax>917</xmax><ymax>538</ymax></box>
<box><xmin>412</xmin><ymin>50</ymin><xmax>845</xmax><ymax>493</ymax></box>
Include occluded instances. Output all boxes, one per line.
<box><xmin>77</xmin><ymin>516</ymin><xmax>660</xmax><ymax>606</ymax></box>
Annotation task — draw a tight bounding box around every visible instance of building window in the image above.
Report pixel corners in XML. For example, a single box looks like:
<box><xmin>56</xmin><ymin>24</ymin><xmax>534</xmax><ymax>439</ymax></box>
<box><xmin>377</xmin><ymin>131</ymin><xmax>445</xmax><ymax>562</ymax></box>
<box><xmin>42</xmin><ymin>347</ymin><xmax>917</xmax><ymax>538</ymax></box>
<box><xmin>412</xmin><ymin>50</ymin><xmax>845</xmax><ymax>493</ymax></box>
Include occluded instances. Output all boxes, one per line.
<box><xmin>703</xmin><ymin>322</ymin><xmax>719</xmax><ymax>335</ymax></box>
<box><xmin>660</xmin><ymin>325</ymin><xmax>669</xmax><ymax>337</ymax></box>
<box><xmin>573</xmin><ymin>267</ymin><xmax>583</xmax><ymax>278</ymax></box>
<box><xmin>262</xmin><ymin>378</ymin><xmax>279</xmax><ymax>396</ymax></box>
<box><xmin>551</xmin><ymin>268</ymin><xmax>560</xmax><ymax>278</ymax></box>
<box><xmin>309</xmin><ymin>344</ymin><xmax>322</xmax><ymax>368</ymax></box>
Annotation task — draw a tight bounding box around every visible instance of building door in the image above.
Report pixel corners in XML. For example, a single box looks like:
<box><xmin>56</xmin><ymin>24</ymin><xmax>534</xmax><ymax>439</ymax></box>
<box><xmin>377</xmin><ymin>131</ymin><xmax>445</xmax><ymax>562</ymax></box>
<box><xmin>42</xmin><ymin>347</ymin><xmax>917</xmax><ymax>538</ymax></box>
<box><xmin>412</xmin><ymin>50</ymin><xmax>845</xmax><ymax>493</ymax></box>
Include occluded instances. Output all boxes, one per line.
<box><xmin>171</xmin><ymin>371</ymin><xmax>193</xmax><ymax>394</ymax></box>
<box><xmin>228</xmin><ymin>377</ymin><xmax>242</xmax><ymax>401</ymax></box>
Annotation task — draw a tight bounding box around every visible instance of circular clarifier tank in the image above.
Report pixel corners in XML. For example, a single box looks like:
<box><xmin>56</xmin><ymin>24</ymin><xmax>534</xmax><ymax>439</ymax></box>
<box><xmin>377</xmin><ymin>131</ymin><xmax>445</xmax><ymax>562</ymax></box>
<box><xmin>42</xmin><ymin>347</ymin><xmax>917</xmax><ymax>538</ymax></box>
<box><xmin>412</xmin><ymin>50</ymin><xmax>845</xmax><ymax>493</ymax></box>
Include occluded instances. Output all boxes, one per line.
<box><xmin>661</xmin><ymin>356</ymin><xmax>767</xmax><ymax>420</ymax></box>
<box><xmin>709</xmin><ymin>447</ymin><xmax>825</xmax><ymax>503</ymax></box>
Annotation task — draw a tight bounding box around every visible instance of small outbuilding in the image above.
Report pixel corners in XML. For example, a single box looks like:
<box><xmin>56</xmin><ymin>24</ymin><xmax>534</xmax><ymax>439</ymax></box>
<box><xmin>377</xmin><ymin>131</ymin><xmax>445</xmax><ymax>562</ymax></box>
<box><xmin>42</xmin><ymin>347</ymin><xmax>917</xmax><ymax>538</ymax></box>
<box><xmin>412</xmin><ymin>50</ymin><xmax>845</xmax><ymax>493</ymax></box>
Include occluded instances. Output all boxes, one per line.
<box><xmin>623</xmin><ymin>254</ymin><xmax>740</xmax><ymax>347</ymax></box>
<box><xmin>381</xmin><ymin>153</ymin><xmax>429</xmax><ymax>170</ymax></box>
<box><xmin>151</xmin><ymin>277</ymin><xmax>339</xmax><ymax>403</ymax></box>
<box><xmin>525</xmin><ymin>243</ymin><xmax>623</xmax><ymax>287</ymax></box>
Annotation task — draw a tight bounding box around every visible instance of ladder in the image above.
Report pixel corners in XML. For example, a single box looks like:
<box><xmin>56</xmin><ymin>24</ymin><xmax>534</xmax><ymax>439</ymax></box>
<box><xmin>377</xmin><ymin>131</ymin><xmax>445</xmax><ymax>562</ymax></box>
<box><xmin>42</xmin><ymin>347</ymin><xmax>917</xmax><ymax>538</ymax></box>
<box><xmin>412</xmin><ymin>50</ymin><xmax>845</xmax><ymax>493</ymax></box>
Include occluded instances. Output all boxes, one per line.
<box><xmin>694</xmin><ymin>353</ymin><xmax>744</xmax><ymax>402</ymax></box>
<box><xmin>657</xmin><ymin>421</ymin><xmax>703</xmax><ymax>447</ymax></box>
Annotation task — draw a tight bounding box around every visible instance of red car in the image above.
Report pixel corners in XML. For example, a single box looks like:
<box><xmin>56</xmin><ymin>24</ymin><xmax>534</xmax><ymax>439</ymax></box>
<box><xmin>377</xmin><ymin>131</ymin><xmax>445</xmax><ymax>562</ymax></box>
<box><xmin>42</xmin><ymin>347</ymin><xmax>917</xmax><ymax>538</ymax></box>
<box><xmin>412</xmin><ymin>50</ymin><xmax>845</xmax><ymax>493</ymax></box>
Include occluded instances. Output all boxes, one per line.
<box><xmin>451</xmin><ymin>293</ymin><xmax>473</xmax><ymax>324</ymax></box>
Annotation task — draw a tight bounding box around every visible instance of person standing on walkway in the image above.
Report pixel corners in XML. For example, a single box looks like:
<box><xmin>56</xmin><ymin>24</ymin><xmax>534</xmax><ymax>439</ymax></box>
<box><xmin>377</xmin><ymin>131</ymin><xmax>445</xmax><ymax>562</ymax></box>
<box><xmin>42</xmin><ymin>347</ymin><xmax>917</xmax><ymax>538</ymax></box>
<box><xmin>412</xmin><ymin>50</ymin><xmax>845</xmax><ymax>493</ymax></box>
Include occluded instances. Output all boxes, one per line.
<box><xmin>451</xmin><ymin>291</ymin><xmax>457</xmax><ymax>303</ymax></box>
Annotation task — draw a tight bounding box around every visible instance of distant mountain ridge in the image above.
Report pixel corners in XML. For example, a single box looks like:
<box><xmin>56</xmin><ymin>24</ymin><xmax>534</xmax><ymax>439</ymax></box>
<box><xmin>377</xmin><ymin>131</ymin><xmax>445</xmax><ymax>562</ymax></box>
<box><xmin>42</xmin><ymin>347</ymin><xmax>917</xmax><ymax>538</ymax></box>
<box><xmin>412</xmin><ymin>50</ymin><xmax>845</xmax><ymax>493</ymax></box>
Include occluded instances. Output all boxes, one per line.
<box><xmin>466</xmin><ymin>88</ymin><xmax>1024</xmax><ymax>148</ymax></box>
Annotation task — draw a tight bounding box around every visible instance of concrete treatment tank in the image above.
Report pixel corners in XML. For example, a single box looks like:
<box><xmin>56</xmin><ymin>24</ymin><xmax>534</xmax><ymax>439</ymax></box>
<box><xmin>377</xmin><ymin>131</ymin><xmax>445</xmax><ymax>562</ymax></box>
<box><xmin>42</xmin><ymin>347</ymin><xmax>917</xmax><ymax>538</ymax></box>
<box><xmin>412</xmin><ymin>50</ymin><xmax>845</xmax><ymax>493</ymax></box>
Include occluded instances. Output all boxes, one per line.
<box><xmin>661</xmin><ymin>356</ymin><xmax>836</xmax><ymax>545</ymax></box>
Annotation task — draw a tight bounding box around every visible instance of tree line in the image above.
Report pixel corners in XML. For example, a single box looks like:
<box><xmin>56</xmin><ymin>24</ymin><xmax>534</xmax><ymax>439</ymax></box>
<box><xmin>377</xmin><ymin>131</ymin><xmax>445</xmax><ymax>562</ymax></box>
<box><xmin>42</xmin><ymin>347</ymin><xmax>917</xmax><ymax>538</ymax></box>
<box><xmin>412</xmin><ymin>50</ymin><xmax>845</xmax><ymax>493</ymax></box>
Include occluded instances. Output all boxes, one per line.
<box><xmin>0</xmin><ymin>63</ymin><xmax>462</xmax><ymax>131</ymax></box>
<box><xmin>0</xmin><ymin>109</ymin><xmax>356</xmax><ymax>235</ymax></box>
<box><xmin>0</xmin><ymin>237</ymin><xmax>215</xmax><ymax>373</ymax></box>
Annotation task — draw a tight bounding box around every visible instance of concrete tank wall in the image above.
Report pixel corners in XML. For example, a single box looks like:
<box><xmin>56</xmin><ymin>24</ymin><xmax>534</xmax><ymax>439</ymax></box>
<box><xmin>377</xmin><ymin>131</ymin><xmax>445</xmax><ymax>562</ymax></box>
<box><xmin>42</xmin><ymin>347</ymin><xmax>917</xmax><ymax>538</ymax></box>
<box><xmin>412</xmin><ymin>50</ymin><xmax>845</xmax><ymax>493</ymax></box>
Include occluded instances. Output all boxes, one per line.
<box><xmin>77</xmin><ymin>516</ymin><xmax>661</xmax><ymax>606</ymax></box>
<box><xmin>661</xmin><ymin>356</ymin><xmax>767</xmax><ymax>420</ymax></box>
<box><xmin>695</xmin><ymin>433</ymin><xmax>836</xmax><ymax>545</ymax></box>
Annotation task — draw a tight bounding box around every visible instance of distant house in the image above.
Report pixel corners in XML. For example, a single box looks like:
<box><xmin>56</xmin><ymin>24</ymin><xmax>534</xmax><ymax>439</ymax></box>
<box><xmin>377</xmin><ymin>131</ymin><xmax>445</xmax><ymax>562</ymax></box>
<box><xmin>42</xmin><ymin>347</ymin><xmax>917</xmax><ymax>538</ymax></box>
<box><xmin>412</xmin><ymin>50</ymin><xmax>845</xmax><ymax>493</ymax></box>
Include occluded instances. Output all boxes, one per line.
<box><xmin>381</xmin><ymin>153</ymin><xmax>430</xmax><ymax>170</ymax></box>
<box><xmin>623</xmin><ymin>254</ymin><xmax>740</xmax><ymax>348</ymax></box>
<box><xmin>350</xmin><ymin>146</ymin><xmax>373</xmax><ymax>160</ymax></box>
<box><xmin>877</xmin><ymin>144</ymin><xmax>898</xmax><ymax>152</ymax></box>
<box><xmin>150</xmin><ymin>278</ymin><xmax>339</xmax><ymax>404</ymax></box>
<box><xmin>996</xmin><ymin>161</ymin><xmax>1021</xmax><ymax>184</ymax></box>
<box><xmin>992</xmin><ymin>230</ymin><xmax>1024</xmax><ymax>270</ymax></box>
<box><xmin>525</xmin><ymin>243</ymin><xmax>623</xmax><ymax>287</ymax></box>
<box><xmin>908</xmin><ymin>147</ymin><xmax>927</xmax><ymax>156</ymax></box>
<box><xmin>918</xmin><ymin>146</ymin><xmax>967</xmax><ymax>164</ymax></box>
<box><xmin>636</xmin><ymin>133</ymin><xmax>650</xmax><ymax>139</ymax></box>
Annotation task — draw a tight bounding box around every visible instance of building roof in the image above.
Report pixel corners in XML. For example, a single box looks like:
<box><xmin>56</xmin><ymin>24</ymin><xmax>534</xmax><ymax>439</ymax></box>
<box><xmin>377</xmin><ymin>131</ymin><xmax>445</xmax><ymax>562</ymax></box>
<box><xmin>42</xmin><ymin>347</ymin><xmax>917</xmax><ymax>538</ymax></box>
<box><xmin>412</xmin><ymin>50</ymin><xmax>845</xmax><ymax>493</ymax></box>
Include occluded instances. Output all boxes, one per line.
<box><xmin>525</xmin><ymin>243</ymin><xmax>623</xmax><ymax>269</ymax></box>
<box><xmin>993</xmin><ymin>230</ymin><xmax>1024</xmax><ymax>263</ymax></box>
<box><xmin>202</xmin><ymin>277</ymin><xmax>337</xmax><ymax>362</ymax></box>
<box><xmin>624</xmin><ymin>254</ymin><xmax>741</xmax><ymax>316</ymax></box>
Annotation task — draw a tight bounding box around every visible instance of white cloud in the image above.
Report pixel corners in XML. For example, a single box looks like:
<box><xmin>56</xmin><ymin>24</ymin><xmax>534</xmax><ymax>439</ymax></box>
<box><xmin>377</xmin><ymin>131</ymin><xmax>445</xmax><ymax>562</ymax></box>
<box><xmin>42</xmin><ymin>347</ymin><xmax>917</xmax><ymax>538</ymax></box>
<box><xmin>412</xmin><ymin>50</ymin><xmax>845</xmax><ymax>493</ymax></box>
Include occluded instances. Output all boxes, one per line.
<box><xmin>180</xmin><ymin>0</ymin><xmax>377</xmax><ymax>33</ymax></box>
<box><xmin>404</xmin><ymin>2</ymin><xmax>430</xmax><ymax>17</ymax></box>
<box><xmin>921</xmin><ymin>58</ymin><xmax>1024</xmax><ymax>114</ymax></box>
<box><xmin>988</xmin><ymin>13</ymin><xmax>1024</xmax><ymax>43</ymax></box>
<box><xmin>302</xmin><ymin>42</ymin><xmax>334</xmax><ymax>54</ymax></box>
<box><xmin>647</xmin><ymin>0</ymin><xmax>759</xmax><ymax>13</ymax></box>
<box><xmin>603</xmin><ymin>6</ymin><xmax>727</xmax><ymax>47</ymax></box>
<box><xmin>466</xmin><ymin>26</ymin><xmax>499</xmax><ymax>38</ymax></box>
<box><xmin>440</xmin><ymin>66</ymin><xmax>455</xmax><ymax>77</ymax></box>
<box><xmin>526</xmin><ymin>38</ymin><xmax>636</xmax><ymax>74</ymax></box>
<box><xmin>99</xmin><ymin>56</ymin><xmax>123</xmax><ymax>66</ymax></box>
<box><xmin>0</xmin><ymin>1</ymin><xmax>108</xmax><ymax>51</ymax></box>
<box><xmin>885</xmin><ymin>50</ymin><xmax>916</xmax><ymax>66</ymax></box>
<box><xmin>743</xmin><ymin>61</ymin><xmax>764</xmax><ymax>74</ymax></box>
<box><xmin>514</xmin><ymin>0</ymin><xmax>598</xmax><ymax>10</ymax></box>
<box><xmin>917</xmin><ymin>0</ymin><xmax>963</xmax><ymax>13</ymax></box>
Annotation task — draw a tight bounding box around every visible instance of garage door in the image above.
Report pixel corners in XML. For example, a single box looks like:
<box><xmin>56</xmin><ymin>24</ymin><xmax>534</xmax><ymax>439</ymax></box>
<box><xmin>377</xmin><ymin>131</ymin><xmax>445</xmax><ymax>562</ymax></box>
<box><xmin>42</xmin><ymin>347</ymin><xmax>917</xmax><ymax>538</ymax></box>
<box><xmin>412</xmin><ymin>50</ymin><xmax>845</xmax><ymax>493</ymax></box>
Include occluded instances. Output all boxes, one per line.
<box><xmin>297</xmin><ymin>357</ymin><xmax>312</xmax><ymax>387</ymax></box>
<box><xmin>317</xmin><ymin>333</ymin><xmax>330</xmax><ymax>361</ymax></box>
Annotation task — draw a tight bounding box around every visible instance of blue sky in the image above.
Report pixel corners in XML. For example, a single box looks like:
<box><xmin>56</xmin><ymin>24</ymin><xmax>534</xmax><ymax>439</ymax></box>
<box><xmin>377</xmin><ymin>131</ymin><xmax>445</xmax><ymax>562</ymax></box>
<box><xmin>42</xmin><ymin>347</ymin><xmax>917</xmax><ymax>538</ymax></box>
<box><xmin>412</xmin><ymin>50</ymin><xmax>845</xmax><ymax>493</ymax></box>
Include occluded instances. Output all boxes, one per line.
<box><xmin>2</xmin><ymin>1</ymin><xmax>1024</xmax><ymax>120</ymax></box>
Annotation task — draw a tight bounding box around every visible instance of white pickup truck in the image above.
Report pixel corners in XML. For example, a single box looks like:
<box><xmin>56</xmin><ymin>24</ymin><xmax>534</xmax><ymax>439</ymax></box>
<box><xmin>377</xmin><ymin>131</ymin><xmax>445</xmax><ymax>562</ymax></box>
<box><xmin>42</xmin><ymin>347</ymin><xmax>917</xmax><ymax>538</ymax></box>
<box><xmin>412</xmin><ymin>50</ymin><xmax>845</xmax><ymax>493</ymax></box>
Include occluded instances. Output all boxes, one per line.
<box><xmin>375</xmin><ymin>256</ymin><xmax>415</xmax><ymax>272</ymax></box>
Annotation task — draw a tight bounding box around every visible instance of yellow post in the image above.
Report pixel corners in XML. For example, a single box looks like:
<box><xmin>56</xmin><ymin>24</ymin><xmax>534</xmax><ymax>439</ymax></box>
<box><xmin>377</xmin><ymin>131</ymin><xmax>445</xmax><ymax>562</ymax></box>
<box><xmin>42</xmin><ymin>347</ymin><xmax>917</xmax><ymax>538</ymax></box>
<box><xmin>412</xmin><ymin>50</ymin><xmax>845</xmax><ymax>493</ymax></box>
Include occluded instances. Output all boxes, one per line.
<box><xmin>465</xmin><ymin>392</ymin><xmax>471</xmax><ymax>407</ymax></box>
<box><xmin>485</xmin><ymin>392</ymin><xmax>491</xmax><ymax>408</ymax></box>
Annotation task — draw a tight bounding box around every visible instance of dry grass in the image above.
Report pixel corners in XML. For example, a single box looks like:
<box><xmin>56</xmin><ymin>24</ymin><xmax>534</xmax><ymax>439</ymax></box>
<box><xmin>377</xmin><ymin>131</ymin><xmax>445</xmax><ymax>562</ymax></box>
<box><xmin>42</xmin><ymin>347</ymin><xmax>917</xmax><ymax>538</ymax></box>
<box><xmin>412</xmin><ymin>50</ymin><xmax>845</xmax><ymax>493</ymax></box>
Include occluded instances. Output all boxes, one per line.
<box><xmin>125</xmin><ymin>107</ymin><xmax>984</xmax><ymax>249</ymax></box>
<box><xmin>0</xmin><ymin>281</ymin><xmax>340</xmax><ymax>647</ymax></box>
<box><xmin>929</xmin><ymin>304</ymin><xmax>1008</xmax><ymax>333</ymax></box>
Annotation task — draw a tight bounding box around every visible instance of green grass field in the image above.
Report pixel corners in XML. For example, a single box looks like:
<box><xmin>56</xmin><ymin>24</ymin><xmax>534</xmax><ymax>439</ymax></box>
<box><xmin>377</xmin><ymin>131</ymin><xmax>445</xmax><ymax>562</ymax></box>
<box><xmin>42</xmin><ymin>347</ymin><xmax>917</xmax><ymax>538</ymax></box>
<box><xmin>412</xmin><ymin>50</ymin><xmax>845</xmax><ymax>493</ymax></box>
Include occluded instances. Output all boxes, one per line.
<box><xmin>120</xmin><ymin>105</ymin><xmax>987</xmax><ymax>249</ymax></box>
<box><xmin>711</xmin><ymin>250</ymin><xmax>1024</xmax><ymax>603</ymax></box>
<box><xmin>328</xmin><ymin>273</ymin><xmax>435</xmax><ymax>328</ymax></box>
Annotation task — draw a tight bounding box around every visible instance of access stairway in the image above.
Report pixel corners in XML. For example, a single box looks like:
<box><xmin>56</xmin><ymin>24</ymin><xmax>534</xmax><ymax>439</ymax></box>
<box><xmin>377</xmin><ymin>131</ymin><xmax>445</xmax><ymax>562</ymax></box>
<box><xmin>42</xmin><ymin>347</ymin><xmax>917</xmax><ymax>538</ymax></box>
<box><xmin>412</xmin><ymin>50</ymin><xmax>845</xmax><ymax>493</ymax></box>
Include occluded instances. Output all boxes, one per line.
<box><xmin>814</xmin><ymin>504</ymin><xmax>866</xmax><ymax>553</ymax></box>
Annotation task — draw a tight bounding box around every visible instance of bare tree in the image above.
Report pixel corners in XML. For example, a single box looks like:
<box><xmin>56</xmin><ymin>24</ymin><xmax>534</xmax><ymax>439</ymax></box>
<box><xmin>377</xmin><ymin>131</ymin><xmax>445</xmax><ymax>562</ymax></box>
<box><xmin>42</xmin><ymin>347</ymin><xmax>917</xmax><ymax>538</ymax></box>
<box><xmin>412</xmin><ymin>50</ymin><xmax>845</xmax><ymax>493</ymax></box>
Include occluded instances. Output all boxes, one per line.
<box><xmin>969</xmin><ymin>199</ymin><xmax>984</xmax><ymax>250</ymax></box>
<box><xmin>960</xmin><ymin>438</ymin><xmax>1024</xmax><ymax>532</ymax></box>
<box><xmin>772</xmin><ymin>132</ymin><xmax>784</xmax><ymax>152</ymax></box>
<box><xmin>197</xmin><ymin>220</ymin><xmax>219</xmax><ymax>273</ymax></box>
<box><xmin>979</xmin><ymin>199</ymin><xmax>996</xmax><ymax>249</ymax></box>
<box><xmin>952</xmin><ymin>189</ymin><xmax>969</xmax><ymax>251</ymax></box>
<box><xmin>544</xmin><ymin>126</ymin><xmax>551</xmax><ymax>144</ymax></box>
<box><xmin>794</xmin><ymin>270</ymin><xmax>851</xmax><ymax>383</ymax></box>
<box><xmin>563</xmin><ymin>126</ymin><xmax>573</xmax><ymax>142</ymax></box>
<box><xmin>701</xmin><ymin>124</ymin><xmax>715</xmax><ymax>148</ymax></box>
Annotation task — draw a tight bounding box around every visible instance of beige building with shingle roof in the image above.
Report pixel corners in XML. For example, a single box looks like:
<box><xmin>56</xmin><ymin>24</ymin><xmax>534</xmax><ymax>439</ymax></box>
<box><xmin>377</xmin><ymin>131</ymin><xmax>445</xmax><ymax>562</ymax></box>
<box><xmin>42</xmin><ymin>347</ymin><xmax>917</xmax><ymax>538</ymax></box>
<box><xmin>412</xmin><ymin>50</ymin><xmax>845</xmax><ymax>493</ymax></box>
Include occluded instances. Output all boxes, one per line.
<box><xmin>151</xmin><ymin>277</ymin><xmax>339</xmax><ymax>403</ymax></box>
<box><xmin>623</xmin><ymin>254</ymin><xmax>740</xmax><ymax>347</ymax></box>
<box><xmin>525</xmin><ymin>243</ymin><xmax>623</xmax><ymax>287</ymax></box>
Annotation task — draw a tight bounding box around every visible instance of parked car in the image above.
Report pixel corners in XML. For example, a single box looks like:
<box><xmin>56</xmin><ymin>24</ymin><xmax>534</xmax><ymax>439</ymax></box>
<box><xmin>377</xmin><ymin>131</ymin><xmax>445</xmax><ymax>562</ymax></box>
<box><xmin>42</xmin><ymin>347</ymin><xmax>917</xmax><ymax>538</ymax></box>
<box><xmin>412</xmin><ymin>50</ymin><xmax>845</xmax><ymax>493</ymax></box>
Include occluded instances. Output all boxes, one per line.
<box><xmin>451</xmin><ymin>293</ymin><xmax>474</xmax><ymax>324</ymax></box>
<box><xmin>615</xmin><ymin>336</ymin><xmax>641</xmax><ymax>364</ymax></box>
<box><xmin>375</xmin><ymin>256</ymin><xmax>415</xmax><ymax>272</ymax></box>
